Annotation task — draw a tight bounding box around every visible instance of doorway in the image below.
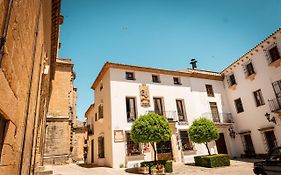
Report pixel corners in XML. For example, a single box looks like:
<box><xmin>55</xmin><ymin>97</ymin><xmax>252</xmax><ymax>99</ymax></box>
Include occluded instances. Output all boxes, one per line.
<box><xmin>215</xmin><ymin>133</ymin><xmax>228</xmax><ymax>154</ymax></box>
<box><xmin>264</xmin><ymin>130</ymin><xmax>277</xmax><ymax>152</ymax></box>
<box><xmin>243</xmin><ymin>134</ymin><xmax>255</xmax><ymax>156</ymax></box>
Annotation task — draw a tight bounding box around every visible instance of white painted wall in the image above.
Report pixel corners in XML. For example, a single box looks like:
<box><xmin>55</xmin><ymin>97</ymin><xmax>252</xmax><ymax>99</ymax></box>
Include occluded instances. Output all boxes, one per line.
<box><xmin>223</xmin><ymin>36</ymin><xmax>281</xmax><ymax>155</ymax></box>
<box><xmin>107</xmin><ymin>68</ymin><xmax>235</xmax><ymax>167</ymax></box>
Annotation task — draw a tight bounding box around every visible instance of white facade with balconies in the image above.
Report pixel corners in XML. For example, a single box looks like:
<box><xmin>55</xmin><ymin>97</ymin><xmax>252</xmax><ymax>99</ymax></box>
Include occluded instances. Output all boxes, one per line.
<box><xmin>86</xmin><ymin>63</ymin><xmax>237</xmax><ymax>168</ymax></box>
<box><xmin>223</xmin><ymin>28</ymin><xmax>281</xmax><ymax>158</ymax></box>
<box><xmin>85</xmin><ymin>28</ymin><xmax>281</xmax><ymax>168</ymax></box>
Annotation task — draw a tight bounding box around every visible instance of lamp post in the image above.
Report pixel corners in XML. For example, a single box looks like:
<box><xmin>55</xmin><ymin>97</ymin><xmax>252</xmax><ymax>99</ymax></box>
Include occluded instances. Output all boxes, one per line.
<box><xmin>264</xmin><ymin>112</ymin><xmax>277</xmax><ymax>124</ymax></box>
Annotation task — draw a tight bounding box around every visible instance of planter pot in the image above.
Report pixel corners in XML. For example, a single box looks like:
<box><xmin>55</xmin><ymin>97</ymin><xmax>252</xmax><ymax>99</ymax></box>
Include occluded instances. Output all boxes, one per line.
<box><xmin>151</xmin><ymin>168</ymin><xmax>165</xmax><ymax>175</ymax></box>
<box><xmin>139</xmin><ymin>167</ymin><xmax>149</xmax><ymax>174</ymax></box>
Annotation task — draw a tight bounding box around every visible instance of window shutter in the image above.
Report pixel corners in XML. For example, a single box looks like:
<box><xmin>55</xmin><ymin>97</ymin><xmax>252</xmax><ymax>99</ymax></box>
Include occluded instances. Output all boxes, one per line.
<box><xmin>264</xmin><ymin>49</ymin><xmax>272</xmax><ymax>64</ymax></box>
<box><xmin>242</xmin><ymin>64</ymin><xmax>248</xmax><ymax>77</ymax></box>
<box><xmin>226</xmin><ymin>76</ymin><xmax>231</xmax><ymax>87</ymax></box>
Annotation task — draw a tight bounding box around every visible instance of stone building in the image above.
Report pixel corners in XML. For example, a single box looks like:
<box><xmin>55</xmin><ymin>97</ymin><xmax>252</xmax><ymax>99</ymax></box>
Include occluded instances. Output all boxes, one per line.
<box><xmin>43</xmin><ymin>58</ymin><xmax>87</xmax><ymax>165</ymax></box>
<box><xmin>0</xmin><ymin>0</ymin><xmax>62</xmax><ymax>174</ymax></box>
<box><xmin>44</xmin><ymin>58</ymin><xmax>76</xmax><ymax>165</ymax></box>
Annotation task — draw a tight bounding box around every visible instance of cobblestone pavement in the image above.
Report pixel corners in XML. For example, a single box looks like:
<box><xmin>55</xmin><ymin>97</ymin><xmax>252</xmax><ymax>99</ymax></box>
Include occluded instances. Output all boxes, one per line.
<box><xmin>47</xmin><ymin>159</ymin><xmax>255</xmax><ymax>175</ymax></box>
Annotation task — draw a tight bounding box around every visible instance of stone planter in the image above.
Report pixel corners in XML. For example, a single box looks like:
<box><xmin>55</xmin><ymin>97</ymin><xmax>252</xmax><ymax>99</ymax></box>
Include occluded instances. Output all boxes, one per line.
<box><xmin>139</xmin><ymin>166</ymin><xmax>149</xmax><ymax>174</ymax></box>
<box><xmin>151</xmin><ymin>167</ymin><xmax>165</xmax><ymax>175</ymax></box>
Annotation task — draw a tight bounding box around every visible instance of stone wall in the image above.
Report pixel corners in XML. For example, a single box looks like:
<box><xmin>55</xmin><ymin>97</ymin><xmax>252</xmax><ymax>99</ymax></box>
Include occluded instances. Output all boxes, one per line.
<box><xmin>0</xmin><ymin>0</ymin><xmax>61</xmax><ymax>174</ymax></box>
<box><xmin>44</xmin><ymin>59</ymin><xmax>76</xmax><ymax>165</ymax></box>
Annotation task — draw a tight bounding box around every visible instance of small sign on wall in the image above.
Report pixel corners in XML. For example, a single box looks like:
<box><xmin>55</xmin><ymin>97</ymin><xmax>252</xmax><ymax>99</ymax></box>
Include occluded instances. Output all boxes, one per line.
<box><xmin>114</xmin><ymin>130</ymin><xmax>124</xmax><ymax>143</ymax></box>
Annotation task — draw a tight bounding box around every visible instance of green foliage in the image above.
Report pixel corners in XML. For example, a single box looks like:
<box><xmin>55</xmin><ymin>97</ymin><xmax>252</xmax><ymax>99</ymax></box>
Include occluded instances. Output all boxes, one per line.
<box><xmin>140</xmin><ymin>160</ymin><xmax>173</xmax><ymax>173</ymax></box>
<box><xmin>194</xmin><ymin>154</ymin><xmax>230</xmax><ymax>168</ymax></box>
<box><xmin>131</xmin><ymin>113</ymin><xmax>172</xmax><ymax>144</ymax></box>
<box><xmin>189</xmin><ymin>118</ymin><xmax>219</xmax><ymax>144</ymax></box>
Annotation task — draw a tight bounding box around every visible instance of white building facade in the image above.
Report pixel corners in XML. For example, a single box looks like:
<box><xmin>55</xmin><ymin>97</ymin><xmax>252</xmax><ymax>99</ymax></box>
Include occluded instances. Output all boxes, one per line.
<box><xmin>86</xmin><ymin>28</ymin><xmax>281</xmax><ymax>168</ymax></box>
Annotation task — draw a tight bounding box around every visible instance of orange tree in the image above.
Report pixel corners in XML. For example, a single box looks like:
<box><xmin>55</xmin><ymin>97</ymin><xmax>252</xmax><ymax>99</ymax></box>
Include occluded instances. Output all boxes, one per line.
<box><xmin>189</xmin><ymin>118</ymin><xmax>219</xmax><ymax>155</ymax></box>
<box><xmin>131</xmin><ymin>113</ymin><xmax>172</xmax><ymax>161</ymax></box>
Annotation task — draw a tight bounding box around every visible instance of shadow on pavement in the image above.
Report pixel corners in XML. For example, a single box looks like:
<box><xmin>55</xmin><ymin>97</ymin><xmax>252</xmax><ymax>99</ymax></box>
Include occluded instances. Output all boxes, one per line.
<box><xmin>125</xmin><ymin>167</ymin><xmax>141</xmax><ymax>174</ymax></box>
<box><xmin>77</xmin><ymin>163</ymin><xmax>104</xmax><ymax>168</ymax></box>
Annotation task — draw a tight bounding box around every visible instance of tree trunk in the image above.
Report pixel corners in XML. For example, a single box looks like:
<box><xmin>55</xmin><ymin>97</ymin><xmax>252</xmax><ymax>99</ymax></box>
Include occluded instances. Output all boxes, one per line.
<box><xmin>205</xmin><ymin>142</ymin><xmax>211</xmax><ymax>155</ymax></box>
<box><xmin>151</xmin><ymin>142</ymin><xmax>157</xmax><ymax>161</ymax></box>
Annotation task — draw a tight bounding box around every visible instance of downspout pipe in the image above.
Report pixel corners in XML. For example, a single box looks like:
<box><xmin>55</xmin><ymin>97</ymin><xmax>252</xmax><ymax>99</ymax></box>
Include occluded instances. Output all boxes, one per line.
<box><xmin>0</xmin><ymin>0</ymin><xmax>14</xmax><ymax>66</ymax></box>
<box><xmin>18</xmin><ymin>1</ymin><xmax>42</xmax><ymax>174</ymax></box>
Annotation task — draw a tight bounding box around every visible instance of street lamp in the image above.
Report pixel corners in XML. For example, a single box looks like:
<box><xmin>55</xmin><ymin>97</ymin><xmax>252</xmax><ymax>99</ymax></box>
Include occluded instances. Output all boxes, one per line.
<box><xmin>264</xmin><ymin>112</ymin><xmax>277</xmax><ymax>124</ymax></box>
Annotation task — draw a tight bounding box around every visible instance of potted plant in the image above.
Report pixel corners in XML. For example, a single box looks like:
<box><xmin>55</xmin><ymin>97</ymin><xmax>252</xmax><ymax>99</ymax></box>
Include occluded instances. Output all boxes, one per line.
<box><xmin>139</xmin><ymin>165</ymin><xmax>149</xmax><ymax>174</ymax></box>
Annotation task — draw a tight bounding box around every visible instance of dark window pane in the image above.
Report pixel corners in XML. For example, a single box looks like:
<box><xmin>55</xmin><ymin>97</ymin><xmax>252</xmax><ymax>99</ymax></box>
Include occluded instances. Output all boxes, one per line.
<box><xmin>229</xmin><ymin>74</ymin><xmax>236</xmax><ymax>86</ymax></box>
<box><xmin>205</xmin><ymin>84</ymin><xmax>214</xmax><ymax>97</ymax></box>
<box><xmin>253</xmin><ymin>89</ymin><xmax>265</xmax><ymax>107</ymax></box>
<box><xmin>180</xmin><ymin>131</ymin><xmax>193</xmax><ymax>151</ymax></box>
<box><xmin>125</xmin><ymin>72</ymin><xmax>135</xmax><ymax>80</ymax></box>
<box><xmin>269</xmin><ymin>46</ymin><xmax>280</xmax><ymax>62</ymax></box>
<box><xmin>234</xmin><ymin>98</ymin><xmax>244</xmax><ymax>113</ymax></box>
<box><xmin>152</xmin><ymin>75</ymin><xmax>160</xmax><ymax>83</ymax></box>
<box><xmin>173</xmin><ymin>77</ymin><xmax>181</xmax><ymax>85</ymax></box>
<box><xmin>126</xmin><ymin>97</ymin><xmax>136</xmax><ymax>122</ymax></box>
<box><xmin>126</xmin><ymin>133</ymin><xmax>141</xmax><ymax>156</ymax></box>
<box><xmin>246</xmin><ymin>62</ymin><xmax>255</xmax><ymax>76</ymax></box>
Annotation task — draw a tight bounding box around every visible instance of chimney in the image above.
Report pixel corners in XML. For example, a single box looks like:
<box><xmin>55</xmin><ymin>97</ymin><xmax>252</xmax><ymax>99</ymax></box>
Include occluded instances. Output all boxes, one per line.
<box><xmin>190</xmin><ymin>58</ymin><xmax>197</xmax><ymax>69</ymax></box>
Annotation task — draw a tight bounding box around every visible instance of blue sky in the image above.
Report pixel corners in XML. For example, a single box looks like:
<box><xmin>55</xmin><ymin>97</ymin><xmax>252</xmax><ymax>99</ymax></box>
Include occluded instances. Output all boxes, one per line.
<box><xmin>59</xmin><ymin>0</ymin><xmax>281</xmax><ymax>120</ymax></box>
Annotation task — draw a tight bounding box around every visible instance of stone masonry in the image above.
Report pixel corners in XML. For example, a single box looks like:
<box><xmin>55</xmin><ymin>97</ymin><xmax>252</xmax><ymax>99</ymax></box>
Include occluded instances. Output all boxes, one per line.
<box><xmin>0</xmin><ymin>0</ymin><xmax>62</xmax><ymax>174</ymax></box>
<box><xmin>44</xmin><ymin>58</ymin><xmax>86</xmax><ymax>165</ymax></box>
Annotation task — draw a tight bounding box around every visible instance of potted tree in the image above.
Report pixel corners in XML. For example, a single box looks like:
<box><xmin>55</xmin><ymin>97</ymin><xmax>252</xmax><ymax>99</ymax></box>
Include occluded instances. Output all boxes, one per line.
<box><xmin>189</xmin><ymin>118</ymin><xmax>230</xmax><ymax>167</ymax></box>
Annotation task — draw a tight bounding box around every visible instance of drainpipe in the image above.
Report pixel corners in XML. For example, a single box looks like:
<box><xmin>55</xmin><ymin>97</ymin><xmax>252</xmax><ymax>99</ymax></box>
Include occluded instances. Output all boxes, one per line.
<box><xmin>0</xmin><ymin>0</ymin><xmax>14</xmax><ymax>67</ymax></box>
<box><xmin>18</xmin><ymin>1</ymin><xmax>42</xmax><ymax>174</ymax></box>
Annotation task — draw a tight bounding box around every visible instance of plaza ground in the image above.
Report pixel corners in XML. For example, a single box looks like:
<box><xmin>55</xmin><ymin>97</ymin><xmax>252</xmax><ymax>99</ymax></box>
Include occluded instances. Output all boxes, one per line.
<box><xmin>47</xmin><ymin>159</ymin><xmax>256</xmax><ymax>175</ymax></box>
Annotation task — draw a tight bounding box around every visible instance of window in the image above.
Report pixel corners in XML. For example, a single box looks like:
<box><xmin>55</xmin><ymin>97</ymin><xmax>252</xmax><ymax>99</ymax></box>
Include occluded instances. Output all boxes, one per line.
<box><xmin>264</xmin><ymin>130</ymin><xmax>277</xmax><ymax>152</ymax></box>
<box><xmin>227</xmin><ymin>74</ymin><xmax>237</xmax><ymax>87</ymax></box>
<box><xmin>253</xmin><ymin>89</ymin><xmax>265</xmax><ymax>107</ymax></box>
<box><xmin>98</xmin><ymin>104</ymin><xmax>103</xmax><ymax>119</ymax></box>
<box><xmin>234</xmin><ymin>98</ymin><xmax>244</xmax><ymax>113</ymax></box>
<box><xmin>242</xmin><ymin>134</ymin><xmax>255</xmax><ymax>155</ymax></box>
<box><xmin>0</xmin><ymin>116</ymin><xmax>6</xmax><ymax>160</ymax></box>
<box><xmin>176</xmin><ymin>100</ymin><xmax>186</xmax><ymax>121</ymax></box>
<box><xmin>179</xmin><ymin>131</ymin><xmax>193</xmax><ymax>151</ymax></box>
<box><xmin>205</xmin><ymin>84</ymin><xmax>214</xmax><ymax>97</ymax></box>
<box><xmin>209</xmin><ymin>102</ymin><xmax>220</xmax><ymax>122</ymax></box>
<box><xmin>173</xmin><ymin>77</ymin><xmax>181</xmax><ymax>85</ymax></box>
<box><xmin>152</xmin><ymin>75</ymin><xmax>160</xmax><ymax>83</ymax></box>
<box><xmin>268</xmin><ymin>46</ymin><xmax>280</xmax><ymax>63</ymax></box>
<box><xmin>244</xmin><ymin>62</ymin><xmax>255</xmax><ymax>77</ymax></box>
<box><xmin>126</xmin><ymin>97</ymin><xmax>136</xmax><ymax>122</ymax></box>
<box><xmin>126</xmin><ymin>133</ymin><xmax>141</xmax><ymax>156</ymax></box>
<box><xmin>153</xmin><ymin>98</ymin><xmax>164</xmax><ymax>115</ymax></box>
<box><xmin>99</xmin><ymin>83</ymin><xmax>103</xmax><ymax>91</ymax></box>
<box><xmin>125</xmin><ymin>72</ymin><xmax>135</xmax><ymax>80</ymax></box>
<box><xmin>98</xmin><ymin>136</ymin><xmax>105</xmax><ymax>158</ymax></box>
<box><xmin>95</xmin><ymin>113</ymin><xmax>98</xmax><ymax>121</ymax></box>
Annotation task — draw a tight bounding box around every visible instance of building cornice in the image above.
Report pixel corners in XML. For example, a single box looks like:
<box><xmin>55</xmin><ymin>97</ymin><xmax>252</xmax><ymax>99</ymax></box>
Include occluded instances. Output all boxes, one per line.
<box><xmin>91</xmin><ymin>62</ymin><xmax>223</xmax><ymax>90</ymax></box>
<box><xmin>222</xmin><ymin>27</ymin><xmax>281</xmax><ymax>75</ymax></box>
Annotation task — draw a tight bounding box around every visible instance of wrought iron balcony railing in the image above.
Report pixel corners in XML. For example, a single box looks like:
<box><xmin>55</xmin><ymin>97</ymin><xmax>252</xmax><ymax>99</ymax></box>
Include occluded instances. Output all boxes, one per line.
<box><xmin>268</xmin><ymin>97</ymin><xmax>281</xmax><ymax>112</ymax></box>
<box><xmin>201</xmin><ymin>112</ymin><xmax>234</xmax><ymax>123</ymax></box>
<box><xmin>147</xmin><ymin>111</ymin><xmax>188</xmax><ymax>122</ymax></box>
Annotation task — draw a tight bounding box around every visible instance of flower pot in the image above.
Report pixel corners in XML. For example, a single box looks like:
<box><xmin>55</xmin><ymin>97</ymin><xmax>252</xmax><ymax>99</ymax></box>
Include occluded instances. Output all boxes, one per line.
<box><xmin>139</xmin><ymin>167</ymin><xmax>149</xmax><ymax>174</ymax></box>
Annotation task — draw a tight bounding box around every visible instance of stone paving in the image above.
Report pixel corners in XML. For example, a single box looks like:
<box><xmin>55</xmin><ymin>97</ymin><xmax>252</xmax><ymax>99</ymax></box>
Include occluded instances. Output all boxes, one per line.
<box><xmin>47</xmin><ymin>159</ymin><xmax>255</xmax><ymax>175</ymax></box>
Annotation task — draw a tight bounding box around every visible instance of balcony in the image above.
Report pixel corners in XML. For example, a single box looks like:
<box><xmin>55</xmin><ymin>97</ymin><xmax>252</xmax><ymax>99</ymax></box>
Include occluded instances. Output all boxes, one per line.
<box><xmin>87</xmin><ymin>124</ymin><xmax>94</xmax><ymax>135</ymax></box>
<box><xmin>147</xmin><ymin>111</ymin><xmax>188</xmax><ymax>123</ymax></box>
<box><xmin>201</xmin><ymin>113</ymin><xmax>234</xmax><ymax>124</ymax></box>
<box><xmin>268</xmin><ymin>97</ymin><xmax>281</xmax><ymax>114</ymax></box>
